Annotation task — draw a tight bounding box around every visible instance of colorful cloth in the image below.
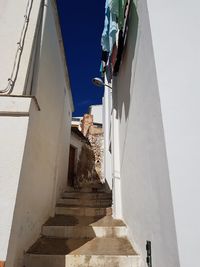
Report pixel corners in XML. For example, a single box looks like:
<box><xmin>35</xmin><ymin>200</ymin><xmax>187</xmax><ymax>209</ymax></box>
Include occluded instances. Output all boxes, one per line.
<box><xmin>101</xmin><ymin>0</ymin><xmax>118</xmax><ymax>53</ymax></box>
<box><xmin>101</xmin><ymin>0</ymin><xmax>110</xmax><ymax>52</ymax></box>
<box><xmin>101</xmin><ymin>0</ymin><xmax>130</xmax><ymax>78</ymax></box>
<box><xmin>109</xmin><ymin>0</ymin><xmax>127</xmax><ymax>29</ymax></box>
<box><xmin>108</xmin><ymin>0</ymin><xmax>119</xmax><ymax>16</ymax></box>
<box><xmin>119</xmin><ymin>0</ymin><xmax>126</xmax><ymax>29</ymax></box>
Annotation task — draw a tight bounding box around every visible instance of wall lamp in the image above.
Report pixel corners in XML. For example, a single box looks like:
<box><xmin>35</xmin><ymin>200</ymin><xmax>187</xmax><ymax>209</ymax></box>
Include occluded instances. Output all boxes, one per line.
<box><xmin>92</xmin><ymin>77</ymin><xmax>112</xmax><ymax>90</ymax></box>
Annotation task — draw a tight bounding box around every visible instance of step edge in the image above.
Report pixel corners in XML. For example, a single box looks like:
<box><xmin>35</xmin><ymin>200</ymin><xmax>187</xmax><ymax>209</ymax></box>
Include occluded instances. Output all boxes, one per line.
<box><xmin>25</xmin><ymin>253</ymin><xmax>140</xmax><ymax>257</ymax></box>
<box><xmin>42</xmin><ymin>225</ymin><xmax>127</xmax><ymax>229</ymax></box>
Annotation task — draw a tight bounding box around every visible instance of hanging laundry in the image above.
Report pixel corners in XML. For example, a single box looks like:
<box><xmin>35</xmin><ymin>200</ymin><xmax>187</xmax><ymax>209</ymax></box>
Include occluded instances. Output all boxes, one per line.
<box><xmin>100</xmin><ymin>50</ymin><xmax>109</xmax><ymax>77</ymax></box>
<box><xmin>101</xmin><ymin>0</ymin><xmax>110</xmax><ymax>52</ymax></box>
<box><xmin>118</xmin><ymin>0</ymin><xmax>124</xmax><ymax>28</ymax></box>
<box><xmin>114</xmin><ymin>0</ymin><xmax>131</xmax><ymax>74</ymax></box>
<box><xmin>109</xmin><ymin>0</ymin><xmax>127</xmax><ymax>29</ymax></box>
<box><xmin>111</xmin><ymin>43</ymin><xmax>118</xmax><ymax>67</ymax></box>
<box><xmin>113</xmin><ymin>30</ymin><xmax>124</xmax><ymax>74</ymax></box>
<box><xmin>102</xmin><ymin>50</ymin><xmax>109</xmax><ymax>63</ymax></box>
<box><xmin>105</xmin><ymin>57</ymin><xmax>113</xmax><ymax>83</ymax></box>
<box><xmin>101</xmin><ymin>0</ymin><xmax>119</xmax><ymax>53</ymax></box>
<box><xmin>108</xmin><ymin>0</ymin><xmax>119</xmax><ymax>16</ymax></box>
<box><xmin>100</xmin><ymin>0</ymin><xmax>131</xmax><ymax>78</ymax></box>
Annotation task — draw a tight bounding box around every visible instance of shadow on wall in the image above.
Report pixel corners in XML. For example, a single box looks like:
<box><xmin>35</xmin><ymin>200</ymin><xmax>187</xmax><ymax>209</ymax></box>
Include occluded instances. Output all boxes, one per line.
<box><xmin>113</xmin><ymin>1</ymin><xmax>139</xmax><ymax>121</ymax></box>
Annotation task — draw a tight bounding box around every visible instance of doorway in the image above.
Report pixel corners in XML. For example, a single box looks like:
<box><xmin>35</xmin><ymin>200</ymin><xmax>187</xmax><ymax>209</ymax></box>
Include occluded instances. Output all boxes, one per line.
<box><xmin>67</xmin><ymin>145</ymin><xmax>76</xmax><ymax>187</ymax></box>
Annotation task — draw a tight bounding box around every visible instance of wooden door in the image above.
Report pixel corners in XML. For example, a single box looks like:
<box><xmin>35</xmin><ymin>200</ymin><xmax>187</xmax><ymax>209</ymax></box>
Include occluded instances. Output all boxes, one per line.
<box><xmin>68</xmin><ymin>145</ymin><xmax>76</xmax><ymax>187</ymax></box>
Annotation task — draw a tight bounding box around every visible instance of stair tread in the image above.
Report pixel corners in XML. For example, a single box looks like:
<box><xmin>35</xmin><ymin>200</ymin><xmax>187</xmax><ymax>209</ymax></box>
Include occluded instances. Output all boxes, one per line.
<box><xmin>27</xmin><ymin>237</ymin><xmax>137</xmax><ymax>256</ymax></box>
<box><xmin>63</xmin><ymin>191</ymin><xmax>112</xmax><ymax>197</ymax></box>
<box><xmin>63</xmin><ymin>191</ymin><xmax>111</xmax><ymax>195</ymax></box>
<box><xmin>56</xmin><ymin>203</ymin><xmax>111</xmax><ymax>209</ymax></box>
<box><xmin>44</xmin><ymin>215</ymin><xmax>126</xmax><ymax>227</ymax></box>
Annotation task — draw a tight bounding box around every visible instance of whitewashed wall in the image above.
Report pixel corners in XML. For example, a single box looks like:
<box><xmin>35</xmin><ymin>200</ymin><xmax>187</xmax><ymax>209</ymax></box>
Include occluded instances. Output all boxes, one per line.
<box><xmin>113</xmin><ymin>1</ymin><xmax>179</xmax><ymax>266</ymax></box>
<box><xmin>102</xmin><ymin>89</ymin><xmax>112</xmax><ymax>190</ymax></box>
<box><xmin>89</xmin><ymin>105</ymin><xmax>103</xmax><ymax>124</ymax></box>
<box><xmin>0</xmin><ymin>112</ymin><xmax>29</xmax><ymax>262</ymax></box>
<box><xmin>147</xmin><ymin>1</ymin><xmax>200</xmax><ymax>267</ymax></box>
<box><xmin>70</xmin><ymin>133</ymin><xmax>84</xmax><ymax>167</ymax></box>
<box><xmin>0</xmin><ymin>0</ymin><xmax>42</xmax><ymax>94</ymax></box>
<box><xmin>0</xmin><ymin>1</ymin><xmax>73</xmax><ymax>267</ymax></box>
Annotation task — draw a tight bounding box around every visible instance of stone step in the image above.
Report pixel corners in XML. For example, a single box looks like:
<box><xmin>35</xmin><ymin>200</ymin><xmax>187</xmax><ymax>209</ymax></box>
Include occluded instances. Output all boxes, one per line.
<box><xmin>62</xmin><ymin>191</ymin><xmax>112</xmax><ymax>200</ymax></box>
<box><xmin>25</xmin><ymin>237</ymin><xmax>140</xmax><ymax>267</ymax></box>
<box><xmin>42</xmin><ymin>215</ymin><xmax>127</xmax><ymax>238</ymax></box>
<box><xmin>55</xmin><ymin>206</ymin><xmax>112</xmax><ymax>217</ymax></box>
<box><xmin>42</xmin><ymin>225</ymin><xmax>127</xmax><ymax>238</ymax></box>
<box><xmin>57</xmin><ymin>198</ymin><xmax>112</xmax><ymax>207</ymax></box>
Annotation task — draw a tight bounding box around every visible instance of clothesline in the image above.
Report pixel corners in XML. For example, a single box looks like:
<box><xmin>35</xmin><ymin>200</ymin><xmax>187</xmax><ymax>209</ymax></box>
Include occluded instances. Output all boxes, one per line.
<box><xmin>100</xmin><ymin>0</ymin><xmax>131</xmax><ymax>82</ymax></box>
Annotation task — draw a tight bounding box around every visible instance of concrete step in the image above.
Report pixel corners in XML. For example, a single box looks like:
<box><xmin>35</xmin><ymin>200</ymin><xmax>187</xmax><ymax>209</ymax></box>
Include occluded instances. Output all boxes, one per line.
<box><xmin>57</xmin><ymin>198</ymin><xmax>112</xmax><ymax>207</ymax></box>
<box><xmin>55</xmin><ymin>206</ymin><xmax>112</xmax><ymax>216</ymax></box>
<box><xmin>42</xmin><ymin>215</ymin><xmax>127</xmax><ymax>238</ymax></box>
<box><xmin>25</xmin><ymin>237</ymin><xmax>140</xmax><ymax>267</ymax></box>
<box><xmin>62</xmin><ymin>191</ymin><xmax>112</xmax><ymax>200</ymax></box>
<box><xmin>42</xmin><ymin>225</ymin><xmax>127</xmax><ymax>238</ymax></box>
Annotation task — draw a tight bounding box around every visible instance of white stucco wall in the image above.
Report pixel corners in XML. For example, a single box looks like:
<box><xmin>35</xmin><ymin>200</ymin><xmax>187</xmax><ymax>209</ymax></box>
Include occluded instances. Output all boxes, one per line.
<box><xmin>113</xmin><ymin>1</ymin><xmax>179</xmax><ymax>266</ymax></box>
<box><xmin>70</xmin><ymin>133</ymin><xmax>84</xmax><ymax>163</ymax></box>
<box><xmin>0</xmin><ymin>0</ymin><xmax>42</xmax><ymax>94</ymax></box>
<box><xmin>0</xmin><ymin>115</ymin><xmax>29</xmax><ymax>261</ymax></box>
<box><xmin>89</xmin><ymin>105</ymin><xmax>103</xmax><ymax>124</ymax></box>
<box><xmin>2</xmin><ymin>1</ymin><xmax>73</xmax><ymax>267</ymax></box>
<box><xmin>102</xmin><ymin>89</ymin><xmax>112</xmax><ymax>190</ymax></box>
<box><xmin>147</xmin><ymin>1</ymin><xmax>200</xmax><ymax>267</ymax></box>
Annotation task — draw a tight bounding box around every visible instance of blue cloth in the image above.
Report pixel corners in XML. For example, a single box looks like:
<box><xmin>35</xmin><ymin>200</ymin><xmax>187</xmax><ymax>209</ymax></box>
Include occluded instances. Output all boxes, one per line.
<box><xmin>108</xmin><ymin>0</ymin><xmax>119</xmax><ymax>16</ymax></box>
<box><xmin>101</xmin><ymin>0</ymin><xmax>118</xmax><ymax>53</ymax></box>
<box><xmin>101</xmin><ymin>0</ymin><xmax>110</xmax><ymax>52</ymax></box>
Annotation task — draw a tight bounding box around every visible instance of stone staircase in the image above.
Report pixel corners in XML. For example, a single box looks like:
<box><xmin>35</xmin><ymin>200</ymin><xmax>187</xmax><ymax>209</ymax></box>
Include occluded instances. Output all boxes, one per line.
<box><xmin>24</xmin><ymin>189</ymin><xmax>140</xmax><ymax>267</ymax></box>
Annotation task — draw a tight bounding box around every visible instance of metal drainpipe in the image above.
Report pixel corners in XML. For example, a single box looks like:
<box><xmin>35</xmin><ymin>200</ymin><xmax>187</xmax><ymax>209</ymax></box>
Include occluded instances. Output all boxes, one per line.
<box><xmin>146</xmin><ymin>241</ymin><xmax>152</xmax><ymax>267</ymax></box>
<box><xmin>106</xmin><ymin>76</ymin><xmax>122</xmax><ymax>219</ymax></box>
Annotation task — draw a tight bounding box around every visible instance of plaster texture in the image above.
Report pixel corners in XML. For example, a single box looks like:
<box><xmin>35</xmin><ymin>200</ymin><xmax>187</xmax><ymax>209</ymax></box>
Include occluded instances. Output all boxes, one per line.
<box><xmin>0</xmin><ymin>116</ymin><xmax>29</xmax><ymax>260</ymax></box>
<box><xmin>0</xmin><ymin>97</ymin><xmax>32</xmax><ymax>115</ymax></box>
<box><xmin>112</xmin><ymin>1</ymin><xmax>179</xmax><ymax>266</ymax></box>
<box><xmin>89</xmin><ymin>105</ymin><xmax>103</xmax><ymax>124</ymax></box>
<box><xmin>70</xmin><ymin>133</ymin><xmax>83</xmax><ymax>165</ymax></box>
<box><xmin>0</xmin><ymin>1</ymin><xmax>73</xmax><ymax>266</ymax></box>
<box><xmin>147</xmin><ymin>1</ymin><xmax>200</xmax><ymax>266</ymax></box>
<box><xmin>0</xmin><ymin>0</ymin><xmax>42</xmax><ymax>94</ymax></box>
<box><xmin>102</xmin><ymin>87</ymin><xmax>112</xmax><ymax>189</ymax></box>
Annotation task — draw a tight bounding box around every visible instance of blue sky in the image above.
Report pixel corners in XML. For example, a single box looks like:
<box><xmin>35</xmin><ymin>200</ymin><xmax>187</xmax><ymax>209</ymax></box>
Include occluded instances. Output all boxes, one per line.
<box><xmin>56</xmin><ymin>1</ymin><xmax>105</xmax><ymax>116</ymax></box>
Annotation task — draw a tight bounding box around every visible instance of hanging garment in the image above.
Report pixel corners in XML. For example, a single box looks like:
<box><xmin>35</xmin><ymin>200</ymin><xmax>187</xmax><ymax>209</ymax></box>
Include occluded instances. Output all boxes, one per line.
<box><xmin>105</xmin><ymin>57</ymin><xmax>113</xmax><ymax>83</ymax></box>
<box><xmin>101</xmin><ymin>0</ymin><xmax>110</xmax><ymax>52</ymax></box>
<box><xmin>109</xmin><ymin>0</ymin><xmax>127</xmax><ymax>29</ymax></box>
<box><xmin>119</xmin><ymin>0</ymin><xmax>128</xmax><ymax>29</ymax></box>
<box><xmin>101</xmin><ymin>0</ymin><xmax>119</xmax><ymax>53</ymax></box>
<box><xmin>100</xmin><ymin>50</ymin><xmax>109</xmax><ymax>77</ymax></box>
<box><xmin>101</xmin><ymin>0</ymin><xmax>130</xmax><ymax>78</ymax></box>
<box><xmin>102</xmin><ymin>50</ymin><xmax>109</xmax><ymax>63</ymax></box>
<box><xmin>114</xmin><ymin>0</ymin><xmax>131</xmax><ymax>74</ymax></box>
<box><xmin>108</xmin><ymin>0</ymin><xmax>119</xmax><ymax>16</ymax></box>
<box><xmin>111</xmin><ymin>43</ymin><xmax>118</xmax><ymax>66</ymax></box>
<box><xmin>113</xmin><ymin>30</ymin><xmax>124</xmax><ymax>74</ymax></box>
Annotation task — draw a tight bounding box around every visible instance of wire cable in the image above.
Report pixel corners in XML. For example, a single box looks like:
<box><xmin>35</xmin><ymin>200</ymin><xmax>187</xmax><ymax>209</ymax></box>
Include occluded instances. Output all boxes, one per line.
<box><xmin>0</xmin><ymin>0</ymin><xmax>34</xmax><ymax>95</ymax></box>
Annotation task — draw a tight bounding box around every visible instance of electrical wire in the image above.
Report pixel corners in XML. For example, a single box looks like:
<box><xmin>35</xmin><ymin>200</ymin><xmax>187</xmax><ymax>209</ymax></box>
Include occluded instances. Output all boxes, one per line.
<box><xmin>0</xmin><ymin>0</ymin><xmax>34</xmax><ymax>95</ymax></box>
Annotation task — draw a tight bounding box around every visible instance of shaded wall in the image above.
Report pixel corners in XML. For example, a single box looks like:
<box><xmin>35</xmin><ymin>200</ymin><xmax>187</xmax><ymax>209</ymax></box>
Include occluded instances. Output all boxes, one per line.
<box><xmin>113</xmin><ymin>1</ymin><xmax>179</xmax><ymax>266</ymax></box>
<box><xmin>5</xmin><ymin>1</ymin><xmax>73</xmax><ymax>267</ymax></box>
<box><xmin>147</xmin><ymin>0</ymin><xmax>200</xmax><ymax>266</ymax></box>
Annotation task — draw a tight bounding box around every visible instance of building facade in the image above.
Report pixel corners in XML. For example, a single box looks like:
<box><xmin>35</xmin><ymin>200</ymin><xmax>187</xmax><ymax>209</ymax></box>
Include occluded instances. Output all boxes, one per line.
<box><xmin>102</xmin><ymin>0</ymin><xmax>200</xmax><ymax>267</ymax></box>
<box><xmin>0</xmin><ymin>1</ymin><xmax>73</xmax><ymax>266</ymax></box>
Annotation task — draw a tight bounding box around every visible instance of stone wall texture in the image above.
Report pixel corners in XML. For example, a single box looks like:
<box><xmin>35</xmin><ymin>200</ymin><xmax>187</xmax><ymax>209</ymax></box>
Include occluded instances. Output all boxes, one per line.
<box><xmin>75</xmin><ymin>114</ymin><xmax>104</xmax><ymax>188</ymax></box>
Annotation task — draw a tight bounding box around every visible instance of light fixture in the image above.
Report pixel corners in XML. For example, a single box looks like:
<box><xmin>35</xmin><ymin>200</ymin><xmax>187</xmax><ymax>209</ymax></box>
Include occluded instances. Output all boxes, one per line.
<box><xmin>92</xmin><ymin>77</ymin><xmax>112</xmax><ymax>89</ymax></box>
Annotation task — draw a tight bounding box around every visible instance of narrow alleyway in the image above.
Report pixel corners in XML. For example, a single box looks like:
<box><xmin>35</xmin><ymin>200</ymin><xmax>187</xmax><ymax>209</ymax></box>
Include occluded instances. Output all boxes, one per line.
<box><xmin>24</xmin><ymin>185</ymin><xmax>139</xmax><ymax>267</ymax></box>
